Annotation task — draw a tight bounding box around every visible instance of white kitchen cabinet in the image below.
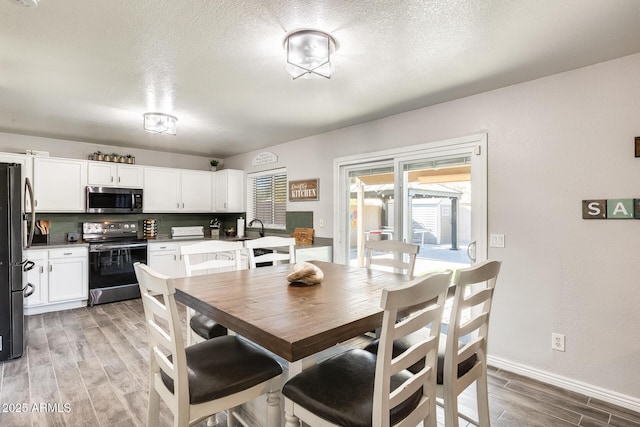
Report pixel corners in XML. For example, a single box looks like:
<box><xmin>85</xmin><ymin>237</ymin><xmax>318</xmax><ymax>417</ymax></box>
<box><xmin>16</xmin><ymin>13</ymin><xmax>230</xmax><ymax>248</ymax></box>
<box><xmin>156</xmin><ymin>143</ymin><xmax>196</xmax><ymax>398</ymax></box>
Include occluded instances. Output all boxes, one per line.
<box><xmin>295</xmin><ymin>246</ymin><xmax>333</xmax><ymax>262</ymax></box>
<box><xmin>143</xmin><ymin>167</ymin><xmax>181</xmax><ymax>212</ymax></box>
<box><xmin>215</xmin><ymin>169</ymin><xmax>244</xmax><ymax>212</ymax></box>
<box><xmin>33</xmin><ymin>158</ymin><xmax>87</xmax><ymax>212</ymax></box>
<box><xmin>0</xmin><ymin>152</ymin><xmax>33</xmax><ymax>212</ymax></box>
<box><xmin>23</xmin><ymin>247</ymin><xmax>88</xmax><ymax>315</ymax></box>
<box><xmin>180</xmin><ymin>170</ymin><xmax>212</xmax><ymax>212</ymax></box>
<box><xmin>48</xmin><ymin>248</ymin><xmax>88</xmax><ymax>302</ymax></box>
<box><xmin>88</xmin><ymin>162</ymin><xmax>143</xmax><ymax>188</ymax></box>
<box><xmin>148</xmin><ymin>242</ymin><xmax>181</xmax><ymax>277</ymax></box>
<box><xmin>23</xmin><ymin>250</ymin><xmax>47</xmax><ymax>308</ymax></box>
<box><xmin>148</xmin><ymin>240</ymin><xmax>234</xmax><ymax>278</ymax></box>
<box><xmin>144</xmin><ymin>167</ymin><xmax>212</xmax><ymax>212</ymax></box>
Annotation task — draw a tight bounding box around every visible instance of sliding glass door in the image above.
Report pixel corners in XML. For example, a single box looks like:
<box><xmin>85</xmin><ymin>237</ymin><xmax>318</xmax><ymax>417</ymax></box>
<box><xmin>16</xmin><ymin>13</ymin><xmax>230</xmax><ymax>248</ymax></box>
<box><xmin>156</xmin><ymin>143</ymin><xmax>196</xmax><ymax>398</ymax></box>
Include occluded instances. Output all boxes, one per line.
<box><xmin>334</xmin><ymin>134</ymin><xmax>487</xmax><ymax>272</ymax></box>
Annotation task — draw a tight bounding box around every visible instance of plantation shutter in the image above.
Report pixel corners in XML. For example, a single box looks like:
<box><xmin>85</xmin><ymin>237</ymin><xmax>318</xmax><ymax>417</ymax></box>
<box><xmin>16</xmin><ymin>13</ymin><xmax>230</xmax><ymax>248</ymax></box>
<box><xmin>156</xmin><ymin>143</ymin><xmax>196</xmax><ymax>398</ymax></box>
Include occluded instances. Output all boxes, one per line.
<box><xmin>247</xmin><ymin>168</ymin><xmax>287</xmax><ymax>229</ymax></box>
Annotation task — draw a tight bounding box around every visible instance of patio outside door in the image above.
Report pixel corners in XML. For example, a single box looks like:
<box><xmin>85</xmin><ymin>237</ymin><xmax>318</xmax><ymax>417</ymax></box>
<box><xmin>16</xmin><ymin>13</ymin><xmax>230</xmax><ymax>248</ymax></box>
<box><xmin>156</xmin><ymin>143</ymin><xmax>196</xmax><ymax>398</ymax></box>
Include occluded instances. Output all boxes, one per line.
<box><xmin>334</xmin><ymin>134</ymin><xmax>487</xmax><ymax>271</ymax></box>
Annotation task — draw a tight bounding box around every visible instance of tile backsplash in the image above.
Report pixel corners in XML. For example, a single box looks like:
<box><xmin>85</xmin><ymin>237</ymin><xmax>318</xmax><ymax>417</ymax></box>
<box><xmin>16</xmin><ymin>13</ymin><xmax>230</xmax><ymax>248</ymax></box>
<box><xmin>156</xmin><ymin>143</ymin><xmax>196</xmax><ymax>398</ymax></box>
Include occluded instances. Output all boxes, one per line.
<box><xmin>33</xmin><ymin>211</ymin><xmax>320</xmax><ymax>244</ymax></box>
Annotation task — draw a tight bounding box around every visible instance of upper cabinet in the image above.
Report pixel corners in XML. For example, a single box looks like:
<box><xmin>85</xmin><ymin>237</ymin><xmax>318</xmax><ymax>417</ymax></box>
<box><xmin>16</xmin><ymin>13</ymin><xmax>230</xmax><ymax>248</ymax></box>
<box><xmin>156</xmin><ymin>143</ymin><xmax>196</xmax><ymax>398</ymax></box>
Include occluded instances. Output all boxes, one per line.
<box><xmin>180</xmin><ymin>170</ymin><xmax>212</xmax><ymax>212</ymax></box>
<box><xmin>215</xmin><ymin>169</ymin><xmax>244</xmax><ymax>212</ymax></box>
<box><xmin>0</xmin><ymin>153</ymin><xmax>33</xmax><ymax>212</ymax></box>
<box><xmin>33</xmin><ymin>158</ymin><xmax>87</xmax><ymax>212</ymax></box>
<box><xmin>143</xmin><ymin>167</ymin><xmax>212</xmax><ymax>212</ymax></box>
<box><xmin>88</xmin><ymin>162</ymin><xmax>143</xmax><ymax>188</ymax></box>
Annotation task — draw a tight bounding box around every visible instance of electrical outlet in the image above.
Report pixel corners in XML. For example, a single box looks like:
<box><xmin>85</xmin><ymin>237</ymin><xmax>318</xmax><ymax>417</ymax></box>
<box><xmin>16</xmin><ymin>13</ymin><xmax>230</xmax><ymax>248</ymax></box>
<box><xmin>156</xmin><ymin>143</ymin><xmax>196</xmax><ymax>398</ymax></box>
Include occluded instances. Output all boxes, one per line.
<box><xmin>552</xmin><ymin>333</ymin><xmax>565</xmax><ymax>352</ymax></box>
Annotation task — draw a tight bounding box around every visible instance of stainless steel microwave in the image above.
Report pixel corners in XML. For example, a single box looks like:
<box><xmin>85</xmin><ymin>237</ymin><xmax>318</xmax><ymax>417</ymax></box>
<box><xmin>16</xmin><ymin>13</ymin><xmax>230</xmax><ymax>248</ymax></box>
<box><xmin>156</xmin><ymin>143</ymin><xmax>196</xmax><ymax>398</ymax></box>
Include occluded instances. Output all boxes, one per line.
<box><xmin>86</xmin><ymin>186</ymin><xmax>143</xmax><ymax>214</ymax></box>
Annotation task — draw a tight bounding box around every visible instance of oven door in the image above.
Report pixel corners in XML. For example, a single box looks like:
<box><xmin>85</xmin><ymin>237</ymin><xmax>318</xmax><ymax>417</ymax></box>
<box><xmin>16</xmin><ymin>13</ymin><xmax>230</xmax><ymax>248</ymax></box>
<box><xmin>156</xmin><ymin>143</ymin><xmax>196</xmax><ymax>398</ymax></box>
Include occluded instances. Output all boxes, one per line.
<box><xmin>88</xmin><ymin>242</ymin><xmax>147</xmax><ymax>305</ymax></box>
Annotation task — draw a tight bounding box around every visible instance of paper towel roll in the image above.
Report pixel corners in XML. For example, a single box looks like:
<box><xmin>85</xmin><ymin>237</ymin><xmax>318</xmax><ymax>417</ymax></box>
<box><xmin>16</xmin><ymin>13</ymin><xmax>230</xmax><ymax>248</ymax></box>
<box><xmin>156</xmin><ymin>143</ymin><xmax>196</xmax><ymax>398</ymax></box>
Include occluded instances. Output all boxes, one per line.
<box><xmin>237</xmin><ymin>217</ymin><xmax>245</xmax><ymax>238</ymax></box>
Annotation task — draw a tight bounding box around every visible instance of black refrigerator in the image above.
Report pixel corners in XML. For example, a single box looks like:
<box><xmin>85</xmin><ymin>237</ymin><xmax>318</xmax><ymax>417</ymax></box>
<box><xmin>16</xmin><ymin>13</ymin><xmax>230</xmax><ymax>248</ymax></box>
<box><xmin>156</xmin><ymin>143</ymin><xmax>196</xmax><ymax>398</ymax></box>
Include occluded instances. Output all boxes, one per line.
<box><xmin>0</xmin><ymin>163</ymin><xmax>31</xmax><ymax>361</ymax></box>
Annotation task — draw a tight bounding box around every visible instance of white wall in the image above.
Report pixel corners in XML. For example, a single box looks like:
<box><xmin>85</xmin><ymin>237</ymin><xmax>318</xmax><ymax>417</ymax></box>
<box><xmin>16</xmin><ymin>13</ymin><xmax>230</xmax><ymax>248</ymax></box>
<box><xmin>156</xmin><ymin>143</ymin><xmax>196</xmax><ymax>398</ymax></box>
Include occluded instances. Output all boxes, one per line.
<box><xmin>224</xmin><ymin>53</ymin><xmax>640</xmax><ymax>407</ymax></box>
<box><xmin>0</xmin><ymin>132</ymin><xmax>211</xmax><ymax>170</ymax></box>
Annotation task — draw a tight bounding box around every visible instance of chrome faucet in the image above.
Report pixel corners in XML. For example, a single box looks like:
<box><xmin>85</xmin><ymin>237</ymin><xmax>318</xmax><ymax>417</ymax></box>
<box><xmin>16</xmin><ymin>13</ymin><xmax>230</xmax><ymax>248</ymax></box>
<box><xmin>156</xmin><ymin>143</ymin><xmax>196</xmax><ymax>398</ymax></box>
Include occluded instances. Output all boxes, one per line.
<box><xmin>248</xmin><ymin>219</ymin><xmax>265</xmax><ymax>237</ymax></box>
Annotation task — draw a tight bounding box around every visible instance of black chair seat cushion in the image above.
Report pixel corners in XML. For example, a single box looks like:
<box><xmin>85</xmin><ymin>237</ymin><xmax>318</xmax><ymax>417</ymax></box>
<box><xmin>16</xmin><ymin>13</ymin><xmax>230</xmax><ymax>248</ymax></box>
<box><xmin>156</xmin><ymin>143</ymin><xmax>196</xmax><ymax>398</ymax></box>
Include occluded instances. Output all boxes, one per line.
<box><xmin>363</xmin><ymin>331</ymin><xmax>477</xmax><ymax>383</ymax></box>
<box><xmin>282</xmin><ymin>349</ymin><xmax>422</xmax><ymax>427</ymax></box>
<box><xmin>160</xmin><ymin>336</ymin><xmax>282</xmax><ymax>405</ymax></box>
<box><xmin>190</xmin><ymin>313</ymin><xmax>227</xmax><ymax>339</ymax></box>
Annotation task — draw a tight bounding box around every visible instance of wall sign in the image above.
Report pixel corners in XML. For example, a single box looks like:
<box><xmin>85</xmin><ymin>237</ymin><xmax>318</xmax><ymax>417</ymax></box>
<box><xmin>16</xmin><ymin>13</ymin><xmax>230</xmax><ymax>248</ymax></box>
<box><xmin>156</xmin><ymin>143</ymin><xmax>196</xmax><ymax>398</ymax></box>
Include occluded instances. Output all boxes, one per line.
<box><xmin>582</xmin><ymin>198</ymin><xmax>639</xmax><ymax>219</ymax></box>
<box><xmin>252</xmin><ymin>151</ymin><xmax>278</xmax><ymax>166</ymax></box>
<box><xmin>289</xmin><ymin>179</ymin><xmax>319</xmax><ymax>201</ymax></box>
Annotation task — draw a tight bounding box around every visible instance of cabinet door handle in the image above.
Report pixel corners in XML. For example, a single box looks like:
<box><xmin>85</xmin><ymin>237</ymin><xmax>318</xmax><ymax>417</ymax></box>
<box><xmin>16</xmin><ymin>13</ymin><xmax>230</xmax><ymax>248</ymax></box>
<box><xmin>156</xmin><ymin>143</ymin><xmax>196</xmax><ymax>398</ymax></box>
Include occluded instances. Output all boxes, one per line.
<box><xmin>39</xmin><ymin>266</ymin><xmax>44</xmax><ymax>274</ymax></box>
<box><xmin>111</xmin><ymin>176</ymin><xmax>114</xmax><ymax>182</ymax></box>
<box><xmin>63</xmin><ymin>252</ymin><xmax>72</xmax><ymax>256</ymax></box>
<box><xmin>181</xmin><ymin>203</ymin><xmax>185</xmax><ymax>208</ymax></box>
<box><xmin>49</xmin><ymin>265</ymin><xmax>52</xmax><ymax>272</ymax></box>
<box><xmin>34</xmin><ymin>199</ymin><xmax>38</xmax><ymax>207</ymax></box>
<box><xmin>118</xmin><ymin>176</ymin><xmax>121</xmax><ymax>183</ymax></box>
<box><xmin>177</xmin><ymin>203</ymin><xmax>180</xmax><ymax>208</ymax></box>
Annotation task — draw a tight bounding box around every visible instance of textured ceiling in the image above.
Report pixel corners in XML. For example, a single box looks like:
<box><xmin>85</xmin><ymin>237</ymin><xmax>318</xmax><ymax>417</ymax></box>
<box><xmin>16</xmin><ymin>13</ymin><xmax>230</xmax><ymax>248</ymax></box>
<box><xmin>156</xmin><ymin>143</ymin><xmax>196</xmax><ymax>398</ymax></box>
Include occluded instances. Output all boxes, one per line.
<box><xmin>1</xmin><ymin>0</ymin><xmax>640</xmax><ymax>157</ymax></box>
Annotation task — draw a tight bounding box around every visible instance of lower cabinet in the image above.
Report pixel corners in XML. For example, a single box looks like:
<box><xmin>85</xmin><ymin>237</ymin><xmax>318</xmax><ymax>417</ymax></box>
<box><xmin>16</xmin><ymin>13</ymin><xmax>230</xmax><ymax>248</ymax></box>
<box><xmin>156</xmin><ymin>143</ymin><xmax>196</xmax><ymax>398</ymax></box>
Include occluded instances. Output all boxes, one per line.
<box><xmin>295</xmin><ymin>246</ymin><xmax>333</xmax><ymax>262</ymax></box>
<box><xmin>23</xmin><ymin>247</ymin><xmax>88</xmax><ymax>315</ymax></box>
<box><xmin>148</xmin><ymin>240</ymin><xmax>242</xmax><ymax>278</ymax></box>
<box><xmin>148</xmin><ymin>242</ymin><xmax>182</xmax><ymax>278</ymax></box>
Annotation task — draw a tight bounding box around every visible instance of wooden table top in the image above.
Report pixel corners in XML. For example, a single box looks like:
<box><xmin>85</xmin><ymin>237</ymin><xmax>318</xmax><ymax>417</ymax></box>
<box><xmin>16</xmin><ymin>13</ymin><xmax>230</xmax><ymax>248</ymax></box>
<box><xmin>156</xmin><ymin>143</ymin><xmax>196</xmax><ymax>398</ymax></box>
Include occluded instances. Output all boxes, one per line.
<box><xmin>171</xmin><ymin>261</ymin><xmax>411</xmax><ymax>362</ymax></box>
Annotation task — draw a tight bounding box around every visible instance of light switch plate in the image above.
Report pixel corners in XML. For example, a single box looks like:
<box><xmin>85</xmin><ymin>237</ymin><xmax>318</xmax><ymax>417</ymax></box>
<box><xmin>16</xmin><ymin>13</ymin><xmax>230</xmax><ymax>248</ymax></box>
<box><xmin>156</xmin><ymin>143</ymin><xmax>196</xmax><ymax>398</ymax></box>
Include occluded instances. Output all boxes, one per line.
<box><xmin>490</xmin><ymin>234</ymin><xmax>505</xmax><ymax>248</ymax></box>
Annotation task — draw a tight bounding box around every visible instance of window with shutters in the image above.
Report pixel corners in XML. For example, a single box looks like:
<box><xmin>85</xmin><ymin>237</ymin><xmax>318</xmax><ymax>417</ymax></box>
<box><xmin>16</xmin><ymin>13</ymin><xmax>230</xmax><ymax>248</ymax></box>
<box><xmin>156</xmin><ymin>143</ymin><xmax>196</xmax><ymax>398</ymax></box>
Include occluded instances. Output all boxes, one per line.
<box><xmin>246</xmin><ymin>168</ymin><xmax>287</xmax><ymax>229</ymax></box>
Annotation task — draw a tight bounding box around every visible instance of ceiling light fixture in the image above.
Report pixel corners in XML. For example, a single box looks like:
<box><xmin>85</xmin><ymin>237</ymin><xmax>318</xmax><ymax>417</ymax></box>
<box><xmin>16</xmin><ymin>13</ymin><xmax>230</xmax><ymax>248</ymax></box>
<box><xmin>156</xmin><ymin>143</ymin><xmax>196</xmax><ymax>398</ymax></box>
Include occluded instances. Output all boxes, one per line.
<box><xmin>284</xmin><ymin>29</ymin><xmax>337</xmax><ymax>80</ymax></box>
<box><xmin>8</xmin><ymin>0</ymin><xmax>38</xmax><ymax>7</ymax></box>
<box><xmin>143</xmin><ymin>112</ymin><xmax>178</xmax><ymax>136</ymax></box>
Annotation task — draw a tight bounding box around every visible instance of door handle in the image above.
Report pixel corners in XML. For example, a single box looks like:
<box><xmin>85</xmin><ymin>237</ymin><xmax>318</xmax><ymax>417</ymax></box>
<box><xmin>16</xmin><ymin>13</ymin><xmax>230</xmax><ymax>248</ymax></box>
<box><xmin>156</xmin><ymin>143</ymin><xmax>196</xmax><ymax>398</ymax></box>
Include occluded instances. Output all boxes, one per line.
<box><xmin>467</xmin><ymin>240</ymin><xmax>477</xmax><ymax>263</ymax></box>
<box><xmin>23</xmin><ymin>283</ymin><xmax>35</xmax><ymax>298</ymax></box>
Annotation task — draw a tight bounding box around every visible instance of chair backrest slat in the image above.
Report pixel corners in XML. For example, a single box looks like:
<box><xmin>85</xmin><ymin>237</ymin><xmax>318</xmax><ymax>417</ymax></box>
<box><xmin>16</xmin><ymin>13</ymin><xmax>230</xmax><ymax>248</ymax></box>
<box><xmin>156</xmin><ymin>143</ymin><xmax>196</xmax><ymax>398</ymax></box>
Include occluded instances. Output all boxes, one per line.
<box><xmin>244</xmin><ymin>236</ymin><xmax>296</xmax><ymax>268</ymax></box>
<box><xmin>372</xmin><ymin>270</ymin><xmax>452</xmax><ymax>426</ymax></box>
<box><xmin>365</xmin><ymin>240</ymin><xmax>420</xmax><ymax>278</ymax></box>
<box><xmin>180</xmin><ymin>241</ymin><xmax>244</xmax><ymax>276</ymax></box>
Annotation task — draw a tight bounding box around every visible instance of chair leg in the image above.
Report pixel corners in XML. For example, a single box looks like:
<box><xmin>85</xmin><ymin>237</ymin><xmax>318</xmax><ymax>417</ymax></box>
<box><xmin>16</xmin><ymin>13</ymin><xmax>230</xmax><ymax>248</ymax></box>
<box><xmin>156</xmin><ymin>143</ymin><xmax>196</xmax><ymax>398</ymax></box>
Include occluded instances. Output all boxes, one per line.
<box><xmin>147</xmin><ymin>386</ymin><xmax>161</xmax><ymax>427</ymax></box>
<box><xmin>227</xmin><ymin>408</ymin><xmax>236</xmax><ymax>427</ymax></box>
<box><xmin>284</xmin><ymin>413</ymin><xmax>301</xmax><ymax>427</ymax></box>
<box><xmin>444</xmin><ymin>394</ymin><xmax>460</xmax><ymax>427</ymax></box>
<box><xmin>476</xmin><ymin>371</ymin><xmax>491</xmax><ymax>427</ymax></box>
<box><xmin>266</xmin><ymin>390</ymin><xmax>281</xmax><ymax>427</ymax></box>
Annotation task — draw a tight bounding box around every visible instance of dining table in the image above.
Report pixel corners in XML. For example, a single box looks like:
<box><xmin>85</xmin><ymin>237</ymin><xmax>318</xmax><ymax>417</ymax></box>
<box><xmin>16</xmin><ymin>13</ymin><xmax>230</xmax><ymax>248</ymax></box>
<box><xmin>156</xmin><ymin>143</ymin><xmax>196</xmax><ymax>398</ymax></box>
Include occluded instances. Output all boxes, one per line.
<box><xmin>170</xmin><ymin>260</ymin><xmax>413</xmax><ymax>375</ymax></box>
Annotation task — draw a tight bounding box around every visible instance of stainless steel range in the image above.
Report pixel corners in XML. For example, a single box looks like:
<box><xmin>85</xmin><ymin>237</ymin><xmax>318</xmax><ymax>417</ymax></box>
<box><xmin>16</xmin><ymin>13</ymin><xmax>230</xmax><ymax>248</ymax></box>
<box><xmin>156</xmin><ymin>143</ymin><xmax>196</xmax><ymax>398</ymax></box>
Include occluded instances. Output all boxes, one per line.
<box><xmin>83</xmin><ymin>221</ymin><xmax>147</xmax><ymax>306</ymax></box>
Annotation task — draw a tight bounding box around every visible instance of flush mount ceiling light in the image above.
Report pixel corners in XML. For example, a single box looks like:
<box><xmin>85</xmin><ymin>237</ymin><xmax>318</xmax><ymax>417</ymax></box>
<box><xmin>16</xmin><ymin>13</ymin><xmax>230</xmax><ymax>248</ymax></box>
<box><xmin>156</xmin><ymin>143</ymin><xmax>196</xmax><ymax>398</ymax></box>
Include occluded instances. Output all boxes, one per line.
<box><xmin>143</xmin><ymin>112</ymin><xmax>178</xmax><ymax>135</ymax></box>
<box><xmin>284</xmin><ymin>29</ymin><xmax>337</xmax><ymax>80</ymax></box>
<box><xmin>7</xmin><ymin>0</ymin><xmax>38</xmax><ymax>7</ymax></box>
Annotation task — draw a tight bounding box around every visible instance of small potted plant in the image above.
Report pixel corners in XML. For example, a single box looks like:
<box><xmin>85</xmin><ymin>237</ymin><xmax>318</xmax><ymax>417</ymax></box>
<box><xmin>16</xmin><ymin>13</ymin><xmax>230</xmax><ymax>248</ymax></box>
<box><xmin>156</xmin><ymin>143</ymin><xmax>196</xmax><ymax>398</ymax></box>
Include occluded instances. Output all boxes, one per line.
<box><xmin>210</xmin><ymin>159</ymin><xmax>219</xmax><ymax>171</ymax></box>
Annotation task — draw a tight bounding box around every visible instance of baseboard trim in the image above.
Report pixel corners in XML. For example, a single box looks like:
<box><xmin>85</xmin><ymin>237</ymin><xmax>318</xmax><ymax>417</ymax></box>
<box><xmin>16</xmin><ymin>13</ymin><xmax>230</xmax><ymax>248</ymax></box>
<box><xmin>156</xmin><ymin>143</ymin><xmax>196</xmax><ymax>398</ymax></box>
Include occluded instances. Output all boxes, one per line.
<box><xmin>488</xmin><ymin>355</ymin><xmax>640</xmax><ymax>414</ymax></box>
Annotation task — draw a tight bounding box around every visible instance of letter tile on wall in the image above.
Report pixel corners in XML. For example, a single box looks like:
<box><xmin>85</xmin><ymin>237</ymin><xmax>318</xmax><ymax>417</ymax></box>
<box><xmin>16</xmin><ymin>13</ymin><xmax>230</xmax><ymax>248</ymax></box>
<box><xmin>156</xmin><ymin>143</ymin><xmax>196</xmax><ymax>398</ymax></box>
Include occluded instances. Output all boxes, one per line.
<box><xmin>607</xmin><ymin>198</ymin><xmax>634</xmax><ymax>219</ymax></box>
<box><xmin>582</xmin><ymin>200</ymin><xmax>607</xmax><ymax>219</ymax></box>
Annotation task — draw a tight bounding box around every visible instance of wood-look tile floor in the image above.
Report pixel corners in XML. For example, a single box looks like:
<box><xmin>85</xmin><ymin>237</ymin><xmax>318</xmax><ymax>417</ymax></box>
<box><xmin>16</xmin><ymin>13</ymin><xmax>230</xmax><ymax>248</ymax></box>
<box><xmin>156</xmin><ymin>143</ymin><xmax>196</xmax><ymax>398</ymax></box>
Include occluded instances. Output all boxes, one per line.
<box><xmin>0</xmin><ymin>299</ymin><xmax>637</xmax><ymax>427</ymax></box>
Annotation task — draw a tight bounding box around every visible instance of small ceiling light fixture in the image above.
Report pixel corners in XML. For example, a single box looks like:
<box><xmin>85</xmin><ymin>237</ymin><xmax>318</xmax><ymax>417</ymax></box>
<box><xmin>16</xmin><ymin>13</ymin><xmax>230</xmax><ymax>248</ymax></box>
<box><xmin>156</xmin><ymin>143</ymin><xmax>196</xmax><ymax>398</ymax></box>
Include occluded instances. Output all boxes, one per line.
<box><xmin>143</xmin><ymin>112</ymin><xmax>178</xmax><ymax>136</ymax></box>
<box><xmin>284</xmin><ymin>29</ymin><xmax>338</xmax><ymax>80</ymax></box>
<box><xmin>7</xmin><ymin>0</ymin><xmax>39</xmax><ymax>7</ymax></box>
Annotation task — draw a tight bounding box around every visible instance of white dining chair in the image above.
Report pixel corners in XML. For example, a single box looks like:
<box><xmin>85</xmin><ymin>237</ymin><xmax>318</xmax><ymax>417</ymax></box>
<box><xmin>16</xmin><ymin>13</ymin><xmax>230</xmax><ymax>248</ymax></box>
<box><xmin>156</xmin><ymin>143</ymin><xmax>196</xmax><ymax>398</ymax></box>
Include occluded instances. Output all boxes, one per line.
<box><xmin>179</xmin><ymin>240</ymin><xmax>244</xmax><ymax>345</ymax></box>
<box><xmin>365</xmin><ymin>239</ymin><xmax>420</xmax><ymax>278</ymax></box>
<box><xmin>364</xmin><ymin>260</ymin><xmax>502</xmax><ymax>427</ymax></box>
<box><xmin>282</xmin><ymin>270</ymin><xmax>452</xmax><ymax>427</ymax></box>
<box><xmin>244</xmin><ymin>236</ymin><xmax>296</xmax><ymax>269</ymax></box>
<box><xmin>133</xmin><ymin>262</ymin><xmax>283</xmax><ymax>427</ymax></box>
